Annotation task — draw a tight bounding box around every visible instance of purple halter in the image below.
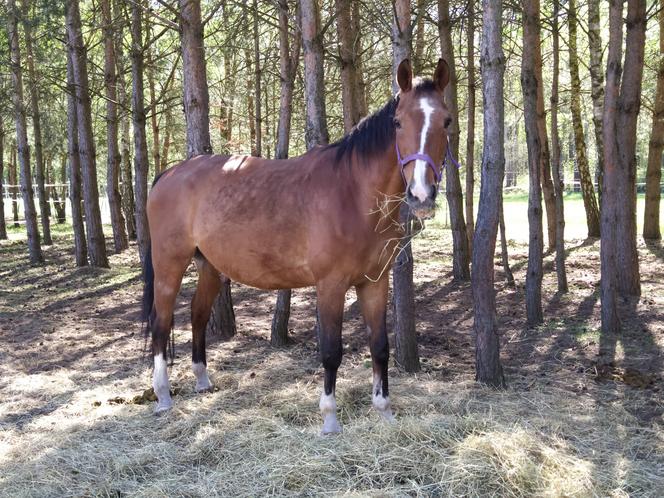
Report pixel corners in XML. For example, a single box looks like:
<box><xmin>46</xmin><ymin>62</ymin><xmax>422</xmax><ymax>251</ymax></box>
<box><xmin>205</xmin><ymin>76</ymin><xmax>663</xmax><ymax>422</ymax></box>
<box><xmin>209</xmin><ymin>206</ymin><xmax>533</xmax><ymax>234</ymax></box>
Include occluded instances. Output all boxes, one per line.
<box><xmin>395</xmin><ymin>136</ymin><xmax>460</xmax><ymax>186</ymax></box>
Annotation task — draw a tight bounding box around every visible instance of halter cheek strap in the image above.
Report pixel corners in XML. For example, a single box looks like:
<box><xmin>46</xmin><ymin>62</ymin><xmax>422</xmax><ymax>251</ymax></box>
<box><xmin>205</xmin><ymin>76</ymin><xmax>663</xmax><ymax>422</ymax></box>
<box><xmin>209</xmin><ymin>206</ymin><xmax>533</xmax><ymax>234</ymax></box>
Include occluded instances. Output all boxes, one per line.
<box><xmin>395</xmin><ymin>136</ymin><xmax>460</xmax><ymax>186</ymax></box>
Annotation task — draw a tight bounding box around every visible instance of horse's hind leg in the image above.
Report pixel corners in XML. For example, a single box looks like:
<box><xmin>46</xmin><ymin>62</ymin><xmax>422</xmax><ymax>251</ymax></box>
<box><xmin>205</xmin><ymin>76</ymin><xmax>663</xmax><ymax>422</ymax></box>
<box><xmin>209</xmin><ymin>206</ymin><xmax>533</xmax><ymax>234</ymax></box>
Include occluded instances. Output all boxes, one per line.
<box><xmin>356</xmin><ymin>277</ymin><xmax>394</xmax><ymax>421</ymax></box>
<box><xmin>151</xmin><ymin>251</ymin><xmax>192</xmax><ymax>413</ymax></box>
<box><xmin>190</xmin><ymin>253</ymin><xmax>221</xmax><ymax>392</ymax></box>
<box><xmin>316</xmin><ymin>280</ymin><xmax>347</xmax><ymax>435</ymax></box>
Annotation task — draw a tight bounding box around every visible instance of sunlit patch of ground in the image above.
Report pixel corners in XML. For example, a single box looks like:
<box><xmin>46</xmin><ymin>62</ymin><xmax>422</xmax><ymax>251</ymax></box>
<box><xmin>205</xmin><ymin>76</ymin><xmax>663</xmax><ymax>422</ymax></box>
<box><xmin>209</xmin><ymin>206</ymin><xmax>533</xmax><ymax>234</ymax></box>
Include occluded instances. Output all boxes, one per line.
<box><xmin>1</xmin><ymin>205</ymin><xmax>663</xmax><ymax>496</ymax></box>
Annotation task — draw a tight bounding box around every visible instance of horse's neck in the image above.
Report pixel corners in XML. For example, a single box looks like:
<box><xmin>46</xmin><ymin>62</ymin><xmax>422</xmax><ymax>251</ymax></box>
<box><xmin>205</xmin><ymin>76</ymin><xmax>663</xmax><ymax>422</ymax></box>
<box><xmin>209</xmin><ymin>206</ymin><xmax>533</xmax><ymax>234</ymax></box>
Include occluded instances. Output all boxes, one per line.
<box><xmin>353</xmin><ymin>142</ymin><xmax>405</xmax><ymax>224</ymax></box>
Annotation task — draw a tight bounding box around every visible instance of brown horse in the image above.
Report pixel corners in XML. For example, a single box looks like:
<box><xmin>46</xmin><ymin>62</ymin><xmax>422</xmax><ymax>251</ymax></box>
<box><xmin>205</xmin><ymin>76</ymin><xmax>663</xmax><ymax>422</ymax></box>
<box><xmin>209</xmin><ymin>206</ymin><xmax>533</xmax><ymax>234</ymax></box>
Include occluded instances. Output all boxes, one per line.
<box><xmin>142</xmin><ymin>58</ymin><xmax>452</xmax><ymax>434</ymax></box>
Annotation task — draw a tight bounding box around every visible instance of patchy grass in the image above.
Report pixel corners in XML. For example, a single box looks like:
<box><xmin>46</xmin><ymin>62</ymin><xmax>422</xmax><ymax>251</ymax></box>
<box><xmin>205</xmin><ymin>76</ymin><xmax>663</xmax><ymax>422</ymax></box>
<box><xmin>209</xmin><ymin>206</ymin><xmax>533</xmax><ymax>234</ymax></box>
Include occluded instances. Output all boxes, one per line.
<box><xmin>1</xmin><ymin>205</ymin><xmax>663</xmax><ymax>496</ymax></box>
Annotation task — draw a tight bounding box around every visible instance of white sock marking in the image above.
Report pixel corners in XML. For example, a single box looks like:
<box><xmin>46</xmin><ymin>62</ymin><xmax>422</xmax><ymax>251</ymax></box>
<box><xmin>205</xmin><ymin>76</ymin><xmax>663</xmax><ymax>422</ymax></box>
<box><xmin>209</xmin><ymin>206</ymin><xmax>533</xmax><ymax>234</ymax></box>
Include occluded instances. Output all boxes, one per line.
<box><xmin>320</xmin><ymin>391</ymin><xmax>341</xmax><ymax>434</ymax></box>
<box><xmin>410</xmin><ymin>98</ymin><xmax>435</xmax><ymax>203</ymax></box>
<box><xmin>192</xmin><ymin>362</ymin><xmax>212</xmax><ymax>392</ymax></box>
<box><xmin>372</xmin><ymin>373</ymin><xmax>394</xmax><ymax>421</ymax></box>
<box><xmin>153</xmin><ymin>355</ymin><xmax>172</xmax><ymax>412</ymax></box>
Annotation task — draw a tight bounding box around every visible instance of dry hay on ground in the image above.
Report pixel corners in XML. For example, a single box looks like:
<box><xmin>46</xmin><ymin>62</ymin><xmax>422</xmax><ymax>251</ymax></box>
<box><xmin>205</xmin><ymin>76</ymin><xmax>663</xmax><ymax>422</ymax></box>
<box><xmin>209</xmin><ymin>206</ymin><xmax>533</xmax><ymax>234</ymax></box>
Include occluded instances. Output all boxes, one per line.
<box><xmin>0</xmin><ymin>227</ymin><xmax>663</xmax><ymax>497</ymax></box>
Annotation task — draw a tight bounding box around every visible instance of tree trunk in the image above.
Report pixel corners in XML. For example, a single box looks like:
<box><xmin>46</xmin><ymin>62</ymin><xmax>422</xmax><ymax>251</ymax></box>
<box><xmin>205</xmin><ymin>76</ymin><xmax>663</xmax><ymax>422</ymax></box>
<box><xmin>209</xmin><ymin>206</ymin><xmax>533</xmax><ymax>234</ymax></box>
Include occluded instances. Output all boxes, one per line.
<box><xmin>271</xmin><ymin>0</ymin><xmax>301</xmax><ymax>347</ymax></box>
<box><xmin>146</xmin><ymin>15</ymin><xmax>161</xmax><ymax>175</ymax></box>
<box><xmin>391</xmin><ymin>0</ymin><xmax>419</xmax><ymax>373</ymax></box>
<box><xmin>253</xmin><ymin>0</ymin><xmax>262</xmax><ymax>156</ymax></box>
<box><xmin>130</xmin><ymin>0</ymin><xmax>150</xmax><ymax>263</ymax></box>
<box><xmin>569</xmin><ymin>0</ymin><xmax>601</xmax><ymax>238</ymax></box>
<box><xmin>7</xmin><ymin>0</ymin><xmax>43</xmax><ymax>264</ymax></box>
<box><xmin>0</xmin><ymin>125</ymin><xmax>6</xmax><ymax>240</ymax></box>
<box><xmin>614</xmin><ymin>0</ymin><xmax>645</xmax><ymax>297</ymax></box>
<box><xmin>245</xmin><ymin>48</ymin><xmax>257</xmax><ymax>156</ymax></box>
<box><xmin>66</xmin><ymin>49</ymin><xmax>87</xmax><ymax>267</ymax></box>
<box><xmin>498</xmin><ymin>202</ymin><xmax>514</xmax><ymax>287</ymax></box>
<box><xmin>521</xmin><ymin>0</ymin><xmax>544</xmax><ymax>327</ymax></box>
<box><xmin>114</xmin><ymin>0</ymin><xmax>136</xmax><ymax>241</ymax></box>
<box><xmin>180</xmin><ymin>0</ymin><xmax>212</xmax><ymax>157</ymax></box>
<box><xmin>10</xmin><ymin>143</ymin><xmax>19</xmax><ymax>228</ymax></box>
<box><xmin>300</xmin><ymin>0</ymin><xmax>329</xmax><ymax>147</ymax></box>
<box><xmin>160</xmin><ymin>107</ymin><xmax>172</xmax><ymax>171</ymax></box>
<box><xmin>102</xmin><ymin>0</ymin><xmax>128</xmax><ymax>253</ymax></box>
<box><xmin>52</xmin><ymin>155</ymin><xmax>67</xmax><ymax>223</ymax></box>
<box><xmin>472</xmin><ymin>0</ymin><xmax>505</xmax><ymax>387</ymax></box>
<box><xmin>66</xmin><ymin>0</ymin><xmax>109</xmax><ymax>268</ymax></box>
<box><xmin>465</xmin><ymin>0</ymin><xmax>476</xmax><ymax>253</ymax></box>
<box><xmin>350</xmin><ymin>1</ymin><xmax>367</xmax><ymax>118</ymax></box>
<box><xmin>588</xmin><ymin>0</ymin><xmax>605</xmax><ymax>202</ymax></box>
<box><xmin>438</xmin><ymin>0</ymin><xmax>470</xmax><ymax>281</ymax></box>
<box><xmin>219</xmin><ymin>51</ymin><xmax>235</xmax><ymax>152</ymax></box>
<box><xmin>551</xmin><ymin>0</ymin><xmax>568</xmax><ymax>292</ymax></box>
<box><xmin>602</xmin><ymin>0</ymin><xmax>646</xmax><ymax>334</ymax></box>
<box><xmin>336</xmin><ymin>0</ymin><xmax>364</xmax><ymax>132</ymax></box>
<box><xmin>643</xmin><ymin>0</ymin><xmax>664</xmax><ymax>240</ymax></box>
<box><xmin>413</xmin><ymin>0</ymin><xmax>426</xmax><ymax>74</ymax></box>
<box><xmin>21</xmin><ymin>0</ymin><xmax>51</xmax><ymax>245</ymax></box>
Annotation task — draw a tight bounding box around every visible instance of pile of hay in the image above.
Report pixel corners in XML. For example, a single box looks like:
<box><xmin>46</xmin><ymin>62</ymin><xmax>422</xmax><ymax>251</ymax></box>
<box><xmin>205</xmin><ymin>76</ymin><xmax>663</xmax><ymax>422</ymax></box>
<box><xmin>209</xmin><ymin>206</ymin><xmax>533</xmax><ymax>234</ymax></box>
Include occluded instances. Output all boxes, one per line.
<box><xmin>1</xmin><ymin>348</ymin><xmax>662</xmax><ymax>497</ymax></box>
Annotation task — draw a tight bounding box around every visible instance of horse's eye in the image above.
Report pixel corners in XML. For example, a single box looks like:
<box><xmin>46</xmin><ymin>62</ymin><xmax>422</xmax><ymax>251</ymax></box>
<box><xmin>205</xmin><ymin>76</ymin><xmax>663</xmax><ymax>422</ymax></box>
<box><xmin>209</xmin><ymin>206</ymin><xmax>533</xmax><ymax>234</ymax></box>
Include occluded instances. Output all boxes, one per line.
<box><xmin>394</xmin><ymin>119</ymin><xmax>401</xmax><ymax>129</ymax></box>
<box><xmin>444</xmin><ymin>117</ymin><xmax>452</xmax><ymax>128</ymax></box>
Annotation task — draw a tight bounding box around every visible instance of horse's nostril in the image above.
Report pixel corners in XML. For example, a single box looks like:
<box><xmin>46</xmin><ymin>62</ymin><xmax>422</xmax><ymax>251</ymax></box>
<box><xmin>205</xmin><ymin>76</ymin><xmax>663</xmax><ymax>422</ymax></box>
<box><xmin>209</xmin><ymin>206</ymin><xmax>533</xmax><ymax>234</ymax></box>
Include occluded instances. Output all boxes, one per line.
<box><xmin>431</xmin><ymin>186</ymin><xmax>438</xmax><ymax>201</ymax></box>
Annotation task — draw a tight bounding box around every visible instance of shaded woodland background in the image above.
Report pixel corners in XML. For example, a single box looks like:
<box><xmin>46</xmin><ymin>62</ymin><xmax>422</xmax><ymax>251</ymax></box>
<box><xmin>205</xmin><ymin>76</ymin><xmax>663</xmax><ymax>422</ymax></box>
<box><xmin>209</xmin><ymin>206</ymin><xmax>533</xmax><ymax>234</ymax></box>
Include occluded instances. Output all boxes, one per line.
<box><xmin>0</xmin><ymin>0</ymin><xmax>663</xmax><ymax>384</ymax></box>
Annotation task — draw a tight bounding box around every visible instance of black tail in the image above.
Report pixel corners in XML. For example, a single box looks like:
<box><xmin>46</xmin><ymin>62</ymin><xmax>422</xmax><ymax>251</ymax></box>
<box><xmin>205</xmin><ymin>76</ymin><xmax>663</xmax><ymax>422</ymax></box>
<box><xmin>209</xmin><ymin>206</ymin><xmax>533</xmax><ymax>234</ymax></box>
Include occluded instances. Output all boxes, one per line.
<box><xmin>141</xmin><ymin>171</ymin><xmax>175</xmax><ymax>362</ymax></box>
<box><xmin>142</xmin><ymin>241</ymin><xmax>155</xmax><ymax>325</ymax></box>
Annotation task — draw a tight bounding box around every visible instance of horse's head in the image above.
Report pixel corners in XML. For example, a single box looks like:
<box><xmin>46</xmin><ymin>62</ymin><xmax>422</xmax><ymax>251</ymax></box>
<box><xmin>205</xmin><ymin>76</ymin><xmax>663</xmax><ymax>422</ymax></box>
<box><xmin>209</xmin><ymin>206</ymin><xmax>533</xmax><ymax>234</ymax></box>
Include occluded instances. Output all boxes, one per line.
<box><xmin>394</xmin><ymin>58</ymin><xmax>452</xmax><ymax>219</ymax></box>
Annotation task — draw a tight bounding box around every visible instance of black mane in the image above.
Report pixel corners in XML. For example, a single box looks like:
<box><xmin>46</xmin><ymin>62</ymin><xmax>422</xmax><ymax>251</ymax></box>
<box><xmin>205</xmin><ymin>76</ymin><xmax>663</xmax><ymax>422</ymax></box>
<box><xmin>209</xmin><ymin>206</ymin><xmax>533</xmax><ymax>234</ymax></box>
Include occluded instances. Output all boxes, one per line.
<box><xmin>327</xmin><ymin>78</ymin><xmax>437</xmax><ymax>164</ymax></box>
<box><xmin>327</xmin><ymin>98</ymin><xmax>398</xmax><ymax>163</ymax></box>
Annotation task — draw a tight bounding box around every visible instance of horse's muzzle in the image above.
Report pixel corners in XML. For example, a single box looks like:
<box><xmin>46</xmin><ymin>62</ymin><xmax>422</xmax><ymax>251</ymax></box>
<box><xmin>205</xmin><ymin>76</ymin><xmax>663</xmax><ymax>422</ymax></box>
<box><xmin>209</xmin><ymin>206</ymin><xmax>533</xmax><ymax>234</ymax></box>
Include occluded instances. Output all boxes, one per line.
<box><xmin>406</xmin><ymin>185</ymin><xmax>437</xmax><ymax>220</ymax></box>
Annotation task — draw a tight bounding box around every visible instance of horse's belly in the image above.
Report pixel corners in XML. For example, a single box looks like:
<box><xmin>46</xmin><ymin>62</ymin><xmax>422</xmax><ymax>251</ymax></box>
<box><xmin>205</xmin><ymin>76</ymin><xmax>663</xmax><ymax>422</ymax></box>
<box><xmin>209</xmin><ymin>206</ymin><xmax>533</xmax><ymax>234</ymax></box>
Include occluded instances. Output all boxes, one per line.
<box><xmin>199</xmin><ymin>241</ymin><xmax>315</xmax><ymax>290</ymax></box>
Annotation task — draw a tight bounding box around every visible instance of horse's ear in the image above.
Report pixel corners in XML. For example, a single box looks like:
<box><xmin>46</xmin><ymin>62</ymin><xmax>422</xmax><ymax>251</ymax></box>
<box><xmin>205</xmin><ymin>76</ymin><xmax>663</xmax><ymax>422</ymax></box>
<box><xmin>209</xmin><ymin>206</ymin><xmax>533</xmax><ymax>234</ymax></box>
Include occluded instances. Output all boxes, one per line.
<box><xmin>434</xmin><ymin>58</ymin><xmax>450</xmax><ymax>93</ymax></box>
<box><xmin>396</xmin><ymin>58</ymin><xmax>413</xmax><ymax>92</ymax></box>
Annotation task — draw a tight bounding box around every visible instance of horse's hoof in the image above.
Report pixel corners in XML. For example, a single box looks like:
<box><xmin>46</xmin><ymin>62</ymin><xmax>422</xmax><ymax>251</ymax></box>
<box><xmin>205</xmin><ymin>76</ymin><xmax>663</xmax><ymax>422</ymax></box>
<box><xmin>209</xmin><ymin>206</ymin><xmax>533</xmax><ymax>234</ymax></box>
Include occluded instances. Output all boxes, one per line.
<box><xmin>320</xmin><ymin>420</ymin><xmax>343</xmax><ymax>435</ymax></box>
<box><xmin>378</xmin><ymin>410</ymin><xmax>396</xmax><ymax>423</ymax></box>
<box><xmin>195</xmin><ymin>383</ymin><xmax>214</xmax><ymax>393</ymax></box>
<box><xmin>153</xmin><ymin>401</ymin><xmax>173</xmax><ymax>415</ymax></box>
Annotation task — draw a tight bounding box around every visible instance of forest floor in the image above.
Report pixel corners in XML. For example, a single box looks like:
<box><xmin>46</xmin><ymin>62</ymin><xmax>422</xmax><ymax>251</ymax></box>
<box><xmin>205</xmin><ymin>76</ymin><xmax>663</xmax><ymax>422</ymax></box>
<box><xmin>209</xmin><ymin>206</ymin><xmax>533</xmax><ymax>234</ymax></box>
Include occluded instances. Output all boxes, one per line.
<box><xmin>1</xmin><ymin>206</ymin><xmax>663</xmax><ymax>497</ymax></box>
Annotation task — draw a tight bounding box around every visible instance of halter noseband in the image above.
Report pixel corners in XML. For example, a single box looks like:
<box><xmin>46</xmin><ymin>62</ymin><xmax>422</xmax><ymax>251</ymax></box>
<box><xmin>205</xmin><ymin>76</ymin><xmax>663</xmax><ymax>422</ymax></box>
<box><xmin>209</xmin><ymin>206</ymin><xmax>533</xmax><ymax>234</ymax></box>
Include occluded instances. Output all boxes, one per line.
<box><xmin>395</xmin><ymin>136</ymin><xmax>460</xmax><ymax>186</ymax></box>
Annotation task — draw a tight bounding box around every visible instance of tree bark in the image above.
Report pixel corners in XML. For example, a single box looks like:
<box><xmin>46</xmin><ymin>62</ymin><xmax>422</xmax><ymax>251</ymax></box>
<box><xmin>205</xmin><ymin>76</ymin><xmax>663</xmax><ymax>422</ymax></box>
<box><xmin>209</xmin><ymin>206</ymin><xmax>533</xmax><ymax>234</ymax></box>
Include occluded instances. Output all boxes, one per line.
<box><xmin>643</xmin><ymin>0</ymin><xmax>664</xmax><ymax>240</ymax></box>
<box><xmin>271</xmin><ymin>0</ymin><xmax>301</xmax><ymax>347</ymax></box>
<box><xmin>614</xmin><ymin>0</ymin><xmax>645</xmax><ymax>297</ymax></box>
<box><xmin>588</xmin><ymin>0</ymin><xmax>605</xmax><ymax>202</ymax></box>
<box><xmin>66</xmin><ymin>49</ymin><xmax>87</xmax><ymax>267</ymax></box>
<box><xmin>351</xmin><ymin>0</ymin><xmax>367</xmax><ymax>118</ymax></box>
<box><xmin>145</xmin><ymin>14</ymin><xmax>161</xmax><ymax>175</ymax></box>
<box><xmin>66</xmin><ymin>0</ymin><xmax>109</xmax><ymax>268</ymax></box>
<box><xmin>21</xmin><ymin>0</ymin><xmax>51</xmax><ymax>245</ymax></box>
<box><xmin>51</xmin><ymin>155</ymin><xmax>67</xmax><ymax>223</ymax></box>
<box><xmin>336</xmin><ymin>0</ymin><xmax>364</xmax><ymax>132</ymax></box>
<box><xmin>179</xmin><ymin>0</ymin><xmax>212</xmax><ymax>157</ymax></box>
<box><xmin>569</xmin><ymin>0</ymin><xmax>601</xmax><ymax>238</ymax></box>
<box><xmin>114</xmin><ymin>0</ymin><xmax>136</xmax><ymax>241</ymax></box>
<box><xmin>602</xmin><ymin>0</ymin><xmax>646</xmax><ymax>334</ymax></box>
<box><xmin>521</xmin><ymin>0</ymin><xmax>544</xmax><ymax>326</ymax></box>
<box><xmin>7</xmin><ymin>0</ymin><xmax>43</xmax><ymax>264</ymax></box>
<box><xmin>438</xmin><ymin>0</ymin><xmax>470</xmax><ymax>281</ymax></box>
<box><xmin>391</xmin><ymin>0</ymin><xmax>419</xmax><ymax>373</ymax></box>
<box><xmin>160</xmin><ymin>107</ymin><xmax>172</xmax><ymax>171</ymax></box>
<box><xmin>130</xmin><ymin>0</ymin><xmax>150</xmax><ymax>263</ymax></box>
<box><xmin>253</xmin><ymin>0</ymin><xmax>262</xmax><ymax>156</ymax></box>
<box><xmin>551</xmin><ymin>0</ymin><xmax>568</xmax><ymax>292</ymax></box>
<box><xmin>300</xmin><ymin>0</ymin><xmax>329</xmax><ymax>148</ymax></box>
<box><xmin>0</xmin><ymin>125</ymin><xmax>6</xmax><ymax>240</ymax></box>
<box><xmin>465</xmin><ymin>0</ymin><xmax>476</xmax><ymax>253</ymax></box>
<box><xmin>102</xmin><ymin>0</ymin><xmax>128</xmax><ymax>253</ymax></box>
<box><xmin>10</xmin><ymin>143</ymin><xmax>19</xmax><ymax>228</ymax></box>
<box><xmin>472</xmin><ymin>0</ymin><xmax>505</xmax><ymax>387</ymax></box>
<box><xmin>498</xmin><ymin>202</ymin><xmax>514</xmax><ymax>287</ymax></box>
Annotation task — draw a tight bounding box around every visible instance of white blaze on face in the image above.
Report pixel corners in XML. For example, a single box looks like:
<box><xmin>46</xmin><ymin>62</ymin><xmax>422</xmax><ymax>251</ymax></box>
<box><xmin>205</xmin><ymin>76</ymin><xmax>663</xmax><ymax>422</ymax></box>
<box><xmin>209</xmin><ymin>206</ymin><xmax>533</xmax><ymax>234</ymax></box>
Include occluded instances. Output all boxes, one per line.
<box><xmin>410</xmin><ymin>98</ymin><xmax>436</xmax><ymax>203</ymax></box>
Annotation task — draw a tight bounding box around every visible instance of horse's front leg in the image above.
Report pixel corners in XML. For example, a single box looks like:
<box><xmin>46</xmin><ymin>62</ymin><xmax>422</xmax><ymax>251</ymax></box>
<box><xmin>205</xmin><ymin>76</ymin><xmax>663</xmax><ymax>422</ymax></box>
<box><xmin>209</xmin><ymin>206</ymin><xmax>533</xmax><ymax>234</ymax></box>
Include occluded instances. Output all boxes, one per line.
<box><xmin>356</xmin><ymin>277</ymin><xmax>394</xmax><ymax>421</ymax></box>
<box><xmin>316</xmin><ymin>280</ymin><xmax>347</xmax><ymax>435</ymax></box>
